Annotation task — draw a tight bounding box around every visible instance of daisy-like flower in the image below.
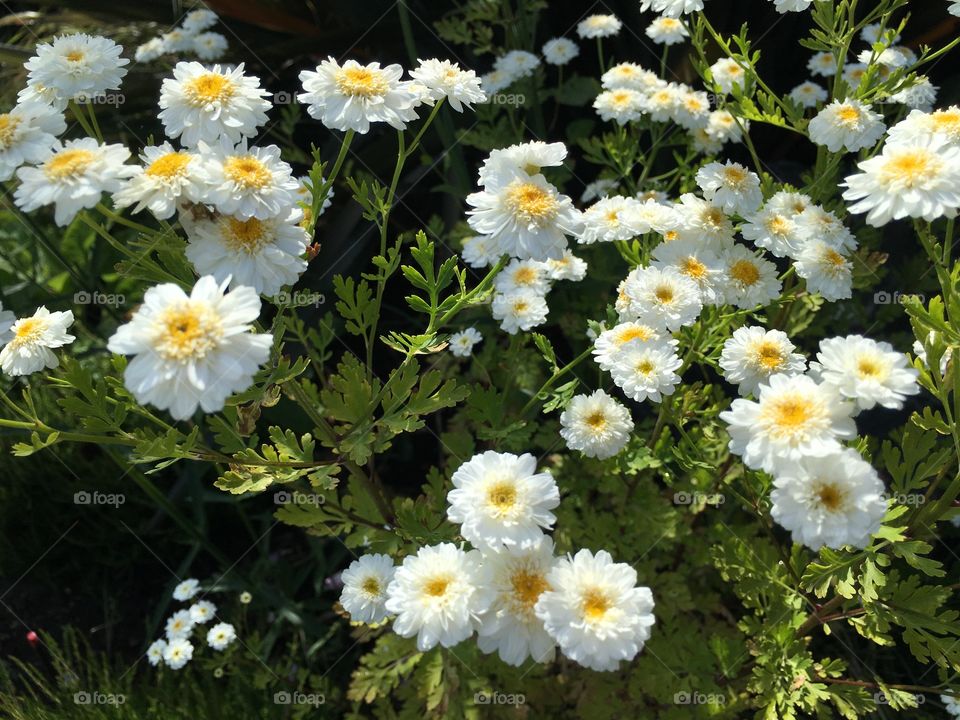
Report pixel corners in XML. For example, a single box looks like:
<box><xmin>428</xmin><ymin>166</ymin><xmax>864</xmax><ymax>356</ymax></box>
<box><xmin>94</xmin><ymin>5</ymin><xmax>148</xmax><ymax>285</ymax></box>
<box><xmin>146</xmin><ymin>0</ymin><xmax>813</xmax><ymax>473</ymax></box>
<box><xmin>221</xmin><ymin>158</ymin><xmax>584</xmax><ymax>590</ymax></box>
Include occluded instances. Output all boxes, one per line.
<box><xmin>173</xmin><ymin>578</ymin><xmax>200</xmax><ymax>601</ymax></box>
<box><xmin>951</xmin><ymin>1</ymin><xmax>960</xmax><ymax>18</ymax></box>
<box><xmin>601</xmin><ymin>63</ymin><xmax>664</xmax><ymax>93</ymax></box>
<box><xmin>770</xmin><ymin>450</ymin><xmax>886</xmax><ymax>550</ymax></box>
<box><xmin>695</xmin><ymin>161</ymin><xmax>762</xmax><ymax>215</ymax></box>
<box><xmin>579</xmin><ymin>196</ymin><xmax>645</xmax><ymax>244</ymax></box>
<box><xmin>384</xmin><ymin>543</ymin><xmax>493</xmax><ymax>651</ymax></box>
<box><xmin>719</xmin><ymin>326</ymin><xmax>806</xmax><ymax>396</ymax></box>
<box><xmin>146</xmin><ymin>639</ymin><xmax>167</xmax><ymax>667</ymax></box>
<box><xmin>789</xmin><ymin>81</ymin><xmax>828</xmax><ymax>108</ymax></box>
<box><xmin>886</xmin><ymin>107</ymin><xmax>960</xmax><ymax>148</ymax></box>
<box><xmin>857</xmin><ymin>46</ymin><xmax>914</xmax><ymax>69</ymax></box>
<box><xmin>639</xmin><ymin>0</ymin><xmax>705</xmax><ymax>17</ymax></box>
<box><xmin>651</xmin><ymin>239</ymin><xmax>724</xmax><ymax>304</ymax></box>
<box><xmin>182</xmin><ymin>8</ymin><xmax>219</xmax><ymax>33</ymax></box>
<box><xmin>794</xmin><ymin>240</ymin><xmax>853</xmax><ymax>301</ymax></box>
<box><xmin>476</xmin><ymin>538</ymin><xmax>557</xmax><ymax>666</ymax></box>
<box><xmin>410</xmin><ymin>58</ymin><xmax>486</xmax><ymax>112</ymax></box>
<box><xmin>560</xmin><ymin>390</ymin><xmax>634</xmax><ymax>459</ymax></box>
<box><xmin>581</xmin><ymin>177</ymin><xmax>618</xmax><ymax>203</ymax></box>
<box><xmin>480</xmin><ymin>69</ymin><xmax>515</xmax><ymax>94</ymax></box>
<box><xmin>106</xmin><ymin>276</ymin><xmax>272</xmax><ymax>421</ymax></box>
<box><xmin>710</xmin><ymin>57</ymin><xmax>747</xmax><ymax>94</ymax></box>
<box><xmin>14</xmin><ymin>138</ymin><xmax>133</xmax><ymax>226</ymax></box>
<box><xmin>810</xmin><ymin>335</ymin><xmax>920</xmax><ymax>412</ymax></box>
<box><xmin>766</xmin><ymin>189</ymin><xmax>813</xmax><ymax>216</ymax></box>
<box><xmin>808</xmin><ymin>99</ymin><xmax>885</xmax><ymax>153</ymax></box>
<box><xmin>193</xmin><ymin>32</ymin><xmax>229</xmax><ymax>61</ymax></box>
<box><xmin>609</xmin><ymin>342</ymin><xmax>683</xmax><ymax>403</ymax></box>
<box><xmin>189</xmin><ymin>600</ymin><xmax>217</xmax><ymax>625</ymax></box>
<box><xmin>184</xmin><ymin>209</ymin><xmax>309</xmax><ymax>296</ymax></box>
<box><xmin>719</xmin><ymin>373</ymin><xmax>857</xmax><ymax>474</ymax></box>
<box><xmin>672</xmin><ymin>88</ymin><xmax>711</xmax><ymax>130</ymax></box>
<box><xmin>159</xmin><ymin>62</ymin><xmax>270</xmax><ymax>147</ymax></box>
<box><xmin>163</xmin><ymin>638</ymin><xmax>194</xmax><ymax>670</ymax></box>
<box><xmin>542</xmin><ymin>38</ymin><xmax>579</xmax><ymax>66</ymax></box>
<box><xmin>890</xmin><ymin>77</ymin><xmax>938</xmax><ymax>112</ymax></box>
<box><xmin>793</xmin><ymin>204</ymin><xmax>857</xmax><ymax>255</ymax></box>
<box><xmin>618</xmin><ymin>265</ymin><xmax>703</xmax><ymax>330</ymax></box>
<box><xmin>692</xmin><ymin>127</ymin><xmax>723</xmax><ymax>155</ymax></box>
<box><xmin>0</xmin><ymin>303</ymin><xmax>14</xmax><ymax>346</ymax></box>
<box><xmin>467</xmin><ymin>172</ymin><xmax>582</xmax><ymax>261</ymax></box>
<box><xmin>535</xmin><ymin>549</ymin><xmax>655</xmax><ymax>672</ymax></box>
<box><xmin>448</xmin><ymin>327</ymin><xmax>483</xmax><ymax>358</ymax></box>
<box><xmin>492</xmin><ymin>290</ymin><xmax>549</xmax><ymax>334</ymax></box>
<box><xmin>577</xmin><ymin>14</ymin><xmax>622</xmax><ymax>39</ymax></box>
<box><xmin>494</xmin><ymin>50</ymin><xmax>541</xmax><ymax>81</ymax></box>
<box><xmin>842</xmin><ymin>137</ymin><xmax>960</xmax><ymax>226</ymax></box>
<box><xmin>25</xmin><ymin>34</ymin><xmax>128</xmax><ymax>101</ymax></box>
<box><xmin>772</xmin><ymin>0</ymin><xmax>813</xmax><ymax>11</ymax></box>
<box><xmin>198</xmin><ymin>141</ymin><xmax>299</xmax><ymax>220</ymax></box>
<box><xmin>112</xmin><ymin>143</ymin><xmax>203</xmax><ymax>220</ymax></box>
<box><xmin>135</xmin><ymin>38</ymin><xmax>166</xmax><ymax>63</ymax></box>
<box><xmin>494</xmin><ymin>258</ymin><xmax>551</xmax><ymax>295</ymax></box>
<box><xmin>0</xmin><ymin>307</ymin><xmax>74</xmax><ymax>377</ymax></box>
<box><xmin>298</xmin><ymin>57</ymin><xmax>419</xmax><ymax>133</ymax></box>
<box><xmin>842</xmin><ymin>62</ymin><xmax>870</xmax><ymax>89</ymax></box>
<box><xmin>460</xmin><ymin>235</ymin><xmax>500</xmax><ymax>269</ymax></box>
<box><xmin>543</xmin><ymin>250</ymin><xmax>588</xmax><ymax>281</ymax></box>
<box><xmin>645</xmin><ymin>83</ymin><xmax>684</xmax><ymax>122</ymax></box>
<box><xmin>646</xmin><ymin>16</ymin><xmax>689</xmax><ymax>44</ymax></box>
<box><xmin>239</xmin><ymin>591</ymin><xmax>252</xmax><ymax>605</ymax></box>
<box><xmin>706</xmin><ymin>109</ymin><xmax>745</xmax><ymax>144</ymax></box>
<box><xmin>161</xmin><ymin>28</ymin><xmax>195</xmax><ymax>54</ymax></box>
<box><xmin>720</xmin><ymin>245</ymin><xmax>781</xmax><ymax>309</ymax></box>
<box><xmin>861</xmin><ymin>23</ymin><xmax>899</xmax><ymax>45</ymax></box>
<box><xmin>206</xmin><ymin>622</ymin><xmax>237</xmax><ymax>651</ymax></box>
<box><xmin>807</xmin><ymin>51</ymin><xmax>838</xmax><ymax>77</ymax></box>
<box><xmin>0</xmin><ymin>101</ymin><xmax>66</xmax><ymax>181</ymax></box>
<box><xmin>477</xmin><ymin>140</ymin><xmax>567</xmax><ymax>186</ymax></box>
<box><xmin>446</xmin><ymin>451</ymin><xmax>560</xmax><ymax>550</ymax></box>
<box><xmin>594</xmin><ymin>88</ymin><xmax>646</xmax><ymax>125</ymax></box>
<box><xmin>741</xmin><ymin>205</ymin><xmax>803</xmax><ymax>258</ymax></box>
<box><xmin>339</xmin><ymin>554</ymin><xmax>395</xmax><ymax>624</ymax></box>
<box><xmin>165</xmin><ymin>609</ymin><xmax>195</xmax><ymax>640</ymax></box>
<box><xmin>592</xmin><ymin>321</ymin><xmax>670</xmax><ymax>372</ymax></box>
<box><xmin>673</xmin><ymin>193</ymin><xmax>735</xmax><ymax>249</ymax></box>
<box><xmin>942</xmin><ymin>694</ymin><xmax>960</xmax><ymax>717</ymax></box>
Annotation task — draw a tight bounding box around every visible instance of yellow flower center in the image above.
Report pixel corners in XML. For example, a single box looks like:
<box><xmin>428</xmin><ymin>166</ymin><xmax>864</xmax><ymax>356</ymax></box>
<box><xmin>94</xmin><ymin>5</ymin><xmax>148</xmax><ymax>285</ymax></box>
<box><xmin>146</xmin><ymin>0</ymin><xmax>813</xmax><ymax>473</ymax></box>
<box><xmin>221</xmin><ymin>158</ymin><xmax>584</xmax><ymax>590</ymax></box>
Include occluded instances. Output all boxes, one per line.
<box><xmin>65</xmin><ymin>50</ymin><xmax>85</xmax><ymax>62</ymax></box>
<box><xmin>611</xmin><ymin>91</ymin><xmax>633</xmax><ymax>107</ymax></box>
<box><xmin>581</xmin><ymin>588</ymin><xmax>611</xmax><ymax>621</ymax></box>
<box><xmin>766</xmin><ymin>215</ymin><xmax>790</xmax><ymax>235</ymax></box>
<box><xmin>761</xmin><ymin>395</ymin><xmax>815</xmax><ymax>437</ymax></box>
<box><xmin>636</xmin><ymin>359</ymin><xmax>655</xmax><ymax>375</ymax></box>
<box><xmin>680</xmin><ymin>256</ymin><xmax>707</xmax><ymax>280</ymax></box>
<box><xmin>880</xmin><ymin>149</ymin><xmax>939</xmax><ymax>188</ymax></box>
<box><xmin>823</xmin><ymin>248</ymin><xmax>848</xmax><ymax>269</ymax></box>
<box><xmin>729</xmin><ymin>259</ymin><xmax>760</xmax><ymax>286</ymax></box>
<box><xmin>585</xmin><ymin>411</ymin><xmax>607</xmax><ymax>431</ymax></box>
<box><xmin>723</xmin><ymin>166</ymin><xmax>749</xmax><ymax>187</ymax></box>
<box><xmin>511</xmin><ymin>569</ymin><xmax>549</xmax><ymax>609</ymax></box>
<box><xmin>145</xmin><ymin>151</ymin><xmax>192</xmax><ymax>179</ymax></box>
<box><xmin>487</xmin><ymin>481</ymin><xmax>517</xmax><ymax>514</ymax></box>
<box><xmin>931</xmin><ymin>109</ymin><xmax>960</xmax><ymax>137</ymax></box>
<box><xmin>512</xmin><ymin>299</ymin><xmax>529</xmax><ymax>313</ymax></box>
<box><xmin>45</xmin><ymin>148</ymin><xmax>96</xmax><ymax>180</ymax></box>
<box><xmin>361</xmin><ymin>577</ymin><xmax>381</xmax><ymax>596</ymax></box>
<box><xmin>751</xmin><ymin>340</ymin><xmax>785</xmax><ymax>370</ymax></box>
<box><xmin>856</xmin><ymin>356</ymin><xmax>884</xmax><ymax>379</ymax></box>
<box><xmin>513</xmin><ymin>266</ymin><xmax>538</xmax><ymax>285</ymax></box>
<box><xmin>506</xmin><ymin>182</ymin><xmax>558</xmax><ymax>223</ymax></box>
<box><xmin>224</xmin><ymin>155</ymin><xmax>271</xmax><ymax>188</ymax></box>
<box><xmin>221</xmin><ymin>217</ymin><xmax>268</xmax><ymax>253</ymax></box>
<box><xmin>703</xmin><ymin>207</ymin><xmax>726</xmax><ymax>229</ymax></box>
<box><xmin>186</xmin><ymin>72</ymin><xmax>236</xmax><ymax>105</ymax></box>
<box><xmin>335</xmin><ymin>66</ymin><xmax>389</xmax><ymax>98</ymax></box>
<box><xmin>0</xmin><ymin>114</ymin><xmax>21</xmax><ymax>149</ymax></box>
<box><xmin>653</xmin><ymin>285</ymin><xmax>674</xmax><ymax>303</ymax></box>
<box><xmin>663</xmin><ymin>230</ymin><xmax>679</xmax><ymax>242</ymax></box>
<box><xmin>11</xmin><ymin>317</ymin><xmax>45</xmax><ymax>346</ymax></box>
<box><xmin>814</xmin><ymin>481</ymin><xmax>846</xmax><ymax>512</ymax></box>
<box><xmin>423</xmin><ymin>576</ymin><xmax>451</xmax><ymax>598</ymax></box>
<box><xmin>836</xmin><ymin>105</ymin><xmax>861</xmax><ymax>126</ymax></box>
<box><xmin>615</xmin><ymin>325</ymin><xmax>652</xmax><ymax>345</ymax></box>
<box><xmin>660</xmin><ymin>18</ymin><xmax>681</xmax><ymax>29</ymax></box>
<box><xmin>156</xmin><ymin>304</ymin><xmax>222</xmax><ymax>361</ymax></box>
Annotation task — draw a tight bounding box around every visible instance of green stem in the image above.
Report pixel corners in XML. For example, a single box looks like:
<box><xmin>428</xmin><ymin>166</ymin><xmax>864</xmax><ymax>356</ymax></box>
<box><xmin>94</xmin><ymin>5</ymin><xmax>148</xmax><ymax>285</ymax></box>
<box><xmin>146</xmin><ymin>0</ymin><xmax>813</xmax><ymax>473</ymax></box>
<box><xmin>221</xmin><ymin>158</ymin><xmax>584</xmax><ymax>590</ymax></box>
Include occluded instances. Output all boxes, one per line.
<box><xmin>519</xmin><ymin>346</ymin><xmax>593</xmax><ymax>417</ymax></box>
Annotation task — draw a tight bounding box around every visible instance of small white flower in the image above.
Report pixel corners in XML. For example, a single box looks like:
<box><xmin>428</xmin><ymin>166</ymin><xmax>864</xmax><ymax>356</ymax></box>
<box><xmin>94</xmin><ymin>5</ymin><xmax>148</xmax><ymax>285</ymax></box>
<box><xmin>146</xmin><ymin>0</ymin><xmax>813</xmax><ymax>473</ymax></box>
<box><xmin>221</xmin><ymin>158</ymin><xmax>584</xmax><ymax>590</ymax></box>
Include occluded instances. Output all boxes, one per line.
<box><xmin>807</xmin><ymin>51</ymin><xmax>837</xmax><ymax>77</ymax></box>
<box><xmin>494</xmin><ymin>50</ymin><xmax>540</xmax><ymax>81</ymax></box>
<box><xmin>601</xmin><ymin>63</ymin><xmax>664</xmax><ymax>92</ymax></box>
<box><xmin>942</xmin><ymin>694</ymin><xmax>960</xmax><ymax>717</ymax></box>
<box><xmin>135</xmin><ymin>38</ymin><xmax>166</xmax><ymax>63</ymax></box>
<box><xmin>741</xmin><ymin>206</ymin><xmax>803</xmax><ymax>258</ymax></box>
<box><xmin>494</xmin><ymin>258</ymin><xmax>551</xmax><ymax>295</ymax></box>
<box><xmin>710</xmin><ymin>57</ymin><xmax>747</xmax><ymax>95</ymax></box>
<box><xmin>25</xmin><ymin>33</ymin><xmax>128</xmax><ymax>101</ymax></box>
<box><xmin>772</xmin><ymin>0</ymin><xmax>813</xmax><ymax>12</ymax></box>
<box><xmin>810</xmin><ymin>335</ymin><xmax>920</xmax><ymax>412</ymax></box>
<box><xmin>535</xmin><ymin>549</ymin><xmax>655</xmax><ymax>672</ymax></box>
<box><xmin>165</xmin><ymin>609</ymin><xmax>195</xmax><ymax>640</ymax></box>
<box><xmin>448</xmin><ymin>328</ymin><xmax>483</xmax><ymax>358</ymax></box>
<box><xmin>890</xmin><ymin>76</ymin><xmax>938</xmax><ymax>112</ymax></box>
<box><xmin>0</xmin><ymin>100</ymin><xmax>66</xmax><ymax>181</ymax></box>
<box><xmin>206</xmin><ymin>622</ymin><xmax>237</xmax><ymax>650</ymax></box>
<box><xmin>695</xmin><ymin>160</ymin><xmax>762</xmax><ymax>215</ymax></box>
<box><xmin>794</xmin><ymin>240</ymin><xmax>854</xmax><ymax>301</ymax></box>
<box><xmin>189</xmin><ymin>600</ymin><xmax>217</xmax><ymax>625</ymax></box>
<box><xmin>886</xmin><ymin>107</ymin><xmax>960</xmax><ymax>148</ymax></box>
<box><xmin>592</xmin><ymin>321</ymin><xmax>671</xmax><ymax>372</ymax></box>
<box><xmin>644</xmin><ymin>83</ymin><xmax>684</xmax><ymax>122</ymax></box>
<box><xmin>594</xmin><ymin>88</ymin><xmax>646</xmax><ymax>125</ymax></box>
<box><xmin>480</xmin><ymin>69</ymin><xmax>515</xmax><ymax>94</ymax></box>
<box><xmin>446</xmin><ymin>451</ymin><xmax>560</xmax><ymax>551</ymax></box>
<box><xmin>719</xmin><ymin>326</ymin><xmax>806</xmax><ymax>396</ymax></box>
<box><xmin>651</xmin><ymin>238</ymin><xmax>724</xmax><ymax>304</ymax></box>
<box><xmin>581</xmin><ymin>177</ymin><xmax>618</xmax><ymax>203</ymax></box>
<box><xmin>0</xmin><ymin>307</ymin><xmax>75</xmax><ymax>376</ymax></box>
<box><xmin>163</xmin><ymin>638</ymin><xmax>194</xmax><ymax>669</ymax></box>
<box><xmin>808</xmin><ymin>99</ymin><xmax>885</xmax><ymax>153</ymax></box>
<box><xmin>112</xmin><ymin>143</ymin><xmax>204</xmax><ymax>220</ymax></box>
<box><xmin>477</xmin><ymin>141</ymin><xmax>567</xmax><ymax>187</ymax></box>
<box><xmin>460</xmin><ymin>234</ymin><xmax>501</xmax><ymax>268</ymax></box>
<box><xmin>543</xmin><ymin>250</ymin><xmax>588</xmax><ymax>281</ymax></box>
<box><xmin>0</xmin><ymin>302</ymin><xmax>14</xmax><ymax>346</ymax></box>
<box><xmin>793</xmin><ymin>204</ymin><xmax>857</xmax><ymax>255</ymax></box>
<box><xmin>861</xmin><ymin>23</ymin><xmax>899</xmax><ymax>46</ymax></box>
<box><xmin>720</xmin><ymin>245</ymin><xmax>781</xmax><ymax>309</ymax></box>
<box><xmin>842</xmin><ymin>62</ymin><xmax>870</xmax><ymax>89</ymax></box>
<box><xmin>146</xmin><ymin>639</ymin><xmax>166</xmax><ymax>667</ymax></box>
<box><xmin>645</xmin><ymin>16</ymin><xmax>689</xmax><ymax>44</ymax></box>
<box><xmin>770</xmin><ymin>450</ymin><xmax>886</xmax><ymax>550</ymax></box>
<box><xmin>409</xmin><ymin>58</ymin><xmax>486</xmax><ymax>112</ymax></box>
<box><xmin>340</xmin><ymin>553</ymin><xmax>395</xmax><ymax>624</ymax></box>
<box><xmin>542</xmin><ymin>38</ymin><xmax>579</xmax><ymax>66</ymax></box>
<box><xmin>609</xmin><ymin>342</ymin><xmax>683</xmax><ymax>403</ymax></box>
<box><xmin>193</xmin><ymin>32</ymin><xmax>229</xmax><ymax>61</ymax></box>
<box><xmin>618</xmin><ymin>265</ymin><xmax>703</xmax><ymax>330</ymax></box>
<box><xmin>673</xmin><ymin>193</ymin><xmax>735</xmax><ymax>249</ymax></box>
<box><xmin>639</xmin><ymin>0</ymin><xmax>705</xmax><ymax>17</ymax></box>
<box><xmin>492</xmin><ymin>289</ymin><xmax>549</xmax><ymax>334</ymax></box>
<box><xmin>706</xmin><ymin>109</ymin><xmax>745</xmax><ymax>144</ymax></box>
<box><xmin>239</xmin><ymin>591</ymin><xmax>252</xmax><ymax>604</ymax></box>
<box><xmin>789</xmin><ymin>81</ymin><xmax>828</xmax><ymax>108</ymax></box>
<box><xmin>580</xmin><ymin>196</ymin><xmax>646</xmax><ymax>243</ymax></box>
<box><xmin>182</xmin><ymin>8</ymin><xmax>219</xmax><ymax>33</ymax></box>
<box><xmin>198</xmin><ymin>140</ymin><xmax>300</xmax><ymax>220</ymax></box>
<box><xmin>160</xmin><ymin>29</ymin><xmax>195</xmax><ymax>54</ymax></box>
<box><xmin>560</xmin><ymin>390</ymin><xmax>634</xmax><ymax>459</ymax></box>
<box><xmin>173</xmin><ymin>578</ymin><xmax>200</xmax><ymax>601</ymax></box>
<box><xmin>577</xmin><ymin>14</ymin><xmax>622</xmax><ymax>39</ymax></box>
<box><xmin>950</xmin><ymin>1</ymin><xmax>960</xmax><ymax>18</ymax></box>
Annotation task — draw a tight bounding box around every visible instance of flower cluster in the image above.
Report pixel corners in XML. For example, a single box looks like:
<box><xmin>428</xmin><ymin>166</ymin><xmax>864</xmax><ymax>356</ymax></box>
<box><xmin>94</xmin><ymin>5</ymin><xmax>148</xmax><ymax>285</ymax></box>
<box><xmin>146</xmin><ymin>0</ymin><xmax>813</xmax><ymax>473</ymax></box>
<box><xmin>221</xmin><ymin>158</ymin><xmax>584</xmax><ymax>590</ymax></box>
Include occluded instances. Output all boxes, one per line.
<box><xmin>135</xmin><ymin>8</ymin><xmax>228</xmax><ymax>63</ymax></box>
<box><xmin>146</xmin><ymin>578</ymin><xmax>238</xmax><ymax>670</ymax></box>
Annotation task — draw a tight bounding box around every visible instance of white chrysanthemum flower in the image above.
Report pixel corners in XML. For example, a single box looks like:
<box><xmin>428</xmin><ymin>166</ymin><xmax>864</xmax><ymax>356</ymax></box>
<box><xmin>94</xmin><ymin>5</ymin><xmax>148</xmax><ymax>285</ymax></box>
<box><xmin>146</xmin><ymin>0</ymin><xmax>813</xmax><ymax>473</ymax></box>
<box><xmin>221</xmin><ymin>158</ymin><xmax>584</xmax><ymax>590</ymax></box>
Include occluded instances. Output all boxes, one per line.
<box><xmin>135</xmin><ymin>38</ymin><xmax>166</xmax><ymax>63</ymax></box>
<box><xmin>860</xmin><ymin>23</ymin><xmax>899</xmax><ymax>45</ymax></box>
<box><xmin>160</xmin><ymin>29</ymin><xmax>195</xmax><ymax>54</ymax></box>
<box><xmin>577</xmin><ymin>14</ymin><xmax>622</xmax><ymax>38</ymax></box>
<box><xmin>630</xmin><ymin>197</ymin><xmax>679</xmax><ymax>235</ymax></box>
<box><xmin>189</xmin><ymin>600</ymin><xmax>217</xmax><ymax>625</ymax></box>
<box><xmin>673</xmin><ymin>193</ymin><xmax>735</xmax><ymax>250</ymax></box>
<box><xmin>889</xmin><ymin>77</ymin><xmax>937</xmax><ymax>112</ymax></box>
<box><xmin>789</xmin><ymin>81</ymin><xmax>827</xmax><ymax>108</ymax></box>
<box><xmin>182</xmin><ymin>8</ymin><xmax>219</xmax><ymax>33</ymax></box>
<box><xmin>25</xmin><ymin>33</ymin><xmax>128</xmax><ymax>101</ymax></box>
<box><xmin>793</xmin><ymin>204</ymin><xmax>857</xmax><ymax>255</ymax></box>
<box><xmin>593</xmin><ymin>321</ymin><xmax>671</xmax><ymax>372</ymax></box>
<box><xmin>594</xmin><ymin>88</ymin><xmax>646</xmax><ymax>125</ymax></box>
<box><xmin>719</xmin><ymin>245</ymin><xmax>781</xmax><ymax>309</ymax></box>
<box><xmin>460</xmin><ymin>235</ymin><xmax>500</xmax><ymax>268</ymax></box>
<box><xmin>672</xmin><ymin>89</ymin><xmax>712</xmax><ymax>131</ymax></box>
<box><xmin>808</xmin><ymin>99</ymin><xmax>885</xmax><ymax>153</ymax></box>
<box><xmin>146</xmin><ymin>639</ymin><xmax>166</xmax><ymax>667</ymax></box>
<box><xmin>610</xmin><ymin>342</ymin><xmax>683</xmax><ymax>403</ymax></box>
<box><xmin>494</xmin><ymin>258</ymin><xmax>551</xmax><ymax>295</ymax></box>
<box><xmin>770</xmin><ymin>450</ymin><xmax>886</xmax><ymax>550</ymax></box>
<box><xmin>198</xmin><ymin>141</ymin><xmax>299</xmax><ymax>220</ymax></box>
<box><xmin>741</xmin><ymin>206</ymin><xmax>803</xmax><ymax>258</ymax></box>
<box><xmin>163</xmin><ymin>638</ymin><xmax>193</xmax><ymax>669</ymax></box>
<box><xmin>476</xmin><ymin>538</ymin><xmax>557</xmax><ymax>666</ymax></box>
<box><xmin>480</xmin><ymin>68</ymin><xmax>514</xmax><ymax>94</ymax></box>
<box><xmin>886</xmin><ymin>107</ymin><xmax>960</xmax><ymax>148</ymax></box>
<box><xmin>766</xmin><ymin>189</ymin><xmax>812</xmax><ymax>216</ymax></box>
<box><xmin>477</xmin><ymin>140</ymin><xmax>567</xmax><ymax>186</ymax></box>
<box><xmin>0</xmin><ymin>101</ymin><xmax>66</xmax><ymax>181</ymax></box>
<box><xmin>339</xmin><ymin>554</ymin><xmax>395</xmax><ymax>624</ymax></box>
<box><xmin>581</xmin><ymin>177</ymin><xmax>618</xmax><ymax>203</ymax></box>
<box><xmin>695</xmin><ymin>161</ymin><xmax>762</xmax><ymax>215</ymax></box>
<box><xmin>857</xmin><ymin>46</ymin><xmax>915</xmax><ymax>69</ymax></box>
<box><xmin>579</xmin><ymin>196</ymin><xmax>645</xmax><ymax>243</ymax></box>
<box><xmin>841</xmin><ymin>62</ymin><xmax>871</xmax><ymax>89</ymax></box>
<box><xmin>18</xmin><ymin>80</ymin><xmax>67</xmax><ymax>111</ymax></box>
<box><xmin>651</xmin><ymin>239</ymin><xmax>724</xmax><ymax>304</ymax></box>
<box><xmin>719</xmin><ymin>373</ymin><xmax>857</xmax><ymax>474</ymax></box>
<box><xmin>913</xmin><ymin>332</ymin><xmax>951</xmax><ymax>377</ymax></box>
<box><xmin>710</xmin><ymin>57</ymin><xmax>747</xmax><ymax>94</ymax></box>
<box><xmin>173</xmin><ymin>578</ymin><xmax>200</xmax><ymax>601</ymax></box>
<box><xmin>447</xmin><ymin>451</ymin><xmax>560</xmax><ymax>550</ymax></box>
<box><xmin>494</xmin><ymin>50</ymin><xmax>540</xmax><ymax>80</ymax></box>
<box><xmin>384</xmin><ymin>543</ymin><xmax>493</xmax><ymax>651</ymax></box>
<box><xmin>706</xmin><ymin>109</ymin><xmax>745</xmax><ymax>144</ymax></box>
<box><xmin>619</xmin><ymin>265</ymin><xmax>703</xmax><ymax>330</ymax></box>
<box><xmin>639</xmin><ymin>0</ymin><xmax>705</xmax><ymax>17</ymax></box>
<box><xmin>0</xmin><ymin>307</ymin><xmax>74</xmax><ymax>376</ymax></box>
<box><xmin>842</xmin><ymin>137</ymin><xmax>960</xmax><ymax>226</ymax></box>
<box><xmin>112</xmin><ymin>143</ymin><xmax>204</xmax><ymax>220</ymax></box>
<box><xmin>560</xmin><ymin>390</ymin><xmax>634</xmax><ymax>459</ymax></box>
<box><xmin>106</xmin><ymin>276</ymin><xmax>272</xmax><ymax>420</ymax></box>
<box><xmin>193</xmin><ymin>32</ymin><xmax>228</xmax><ymax>61</ymax></box>
<box><xmin>165</xmin><ymin>609</ymin><xmax>195</xmax><ymax>640</ymax></box>
<box><xmin>535</xmin><ymin>549</ymin><xmax>655</xmax><ymax>672</ymax></box>
<box><xmin>467</xmin><ymin>172</ymin><xmax>582</xmax><ymax>261</ymax></box>
<box><xmin>205</xmin><ymin>621</ymin><xmax>236</xmax><ymax>651</ymax></box>
<box><xmin>772</xmin><ymin>0</ymin><xmax>813</xmax><ymax>12</ymax></box>
<box><xmin>794</xmin><ymin>240</ymin><xmax>853</xmax><ymax>301</ymax></box>
<box><xmin>492</xmin><ymin>289</ymin><xmax>549</xmax><ymax>334</ymax></box>
<box><xmin>600</xmin><ymin>62</ymin><xmax>664</xmax><ymax>92</ymax></box>
<box><xmin>542</xmin><ymin>38</ymin><xmax>579</xmax><ymax>65</ymax></box>
<box><xmin>644</xmin><ymin>83</ymin><xmax>684</xmax><ymax>122</ymax></box>
<box><xmin>810</xmin><ymin>335</ymin><xmax>920</xmax><ymax>412</ymax></box>
<box><xmin>951</xmin><ymin>1</ymin><xmax>960</xmax><ymax>17</ymax></box>
<box><xmin>14</xmin><ymin>138</ymin><xmax>133</xmax><ymax>226</ymax></box>
<box><xmin>184</xmin><ymin>209</ymin><xmax>308</xmax><ymax>296</ymax></box>
<box><xmin>690</xmin><ymin>127</ymin><xmax>723</xmax><ymax>155</ymax></box>
<box><xmin>159</xmin><ymin>62</ymin><xmax>270</xmax><ymax>147</ymax></box>
<box><xmin>448</xmin><ymin>327</ymin><xmax>483</xmax><ymax>358</ymax></box>
<box><xmin>646</xmin><ymin>16</ymin><xmax>689</xmax><ymax>44</ymax></box>
<box><xmin>942</xmin><ymin>694</ymin><xmax>960</xmax><ymax>717</ymax></box>
<box><xmin>298</xmin><ymin>57</ymin><xmax>420</xmax><ymax>133</ymax></box>
<box><xmin>807</xmin><ymin>51</ymin><xmax>837</xmax><ymax>77</ymax></box>
<box><xmin>0</xmin><ymin>303</ymin><xmax>14</xmax><ymax>346</ymax></box>
<box><xmin>410</xmin><ymin>58</ymin><xmax>486</xmax><ymax>112</ymax></box>
<box><xmin>719</xmin><ymin>326</ymin><xmax>806</xmax><ymax>396</ymax></box>
<box><xmin>543</xmin><ymin>250</ymin><xmax>588</xmax><ymax>281</ymax></box>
